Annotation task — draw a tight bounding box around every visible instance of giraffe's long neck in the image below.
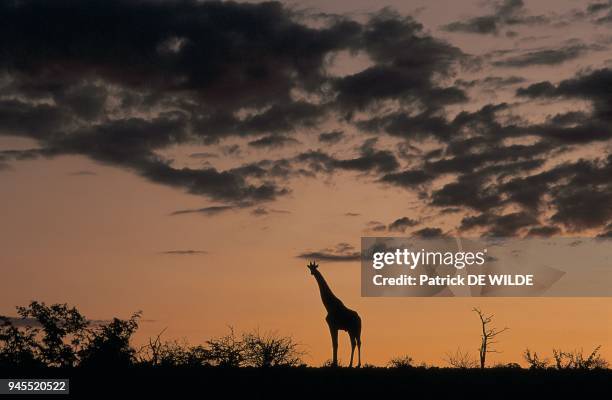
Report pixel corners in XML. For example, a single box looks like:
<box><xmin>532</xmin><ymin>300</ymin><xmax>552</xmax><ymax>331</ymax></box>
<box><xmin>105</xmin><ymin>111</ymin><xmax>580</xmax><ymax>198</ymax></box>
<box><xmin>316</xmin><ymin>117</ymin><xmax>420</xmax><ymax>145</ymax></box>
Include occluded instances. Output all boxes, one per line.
<box><xmin>313</xmin><ymin>270</ymin><xmax>342</xmax><ymax>312</ymax></box>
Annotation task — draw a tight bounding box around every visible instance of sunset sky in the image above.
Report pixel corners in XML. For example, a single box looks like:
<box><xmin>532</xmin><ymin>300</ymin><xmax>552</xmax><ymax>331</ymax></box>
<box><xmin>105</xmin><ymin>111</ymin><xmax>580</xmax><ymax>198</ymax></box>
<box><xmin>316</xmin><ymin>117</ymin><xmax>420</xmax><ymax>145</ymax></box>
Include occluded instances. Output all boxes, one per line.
<box><xmin>1</xmin><ymin>0</ymin><xmax>612</xmax><ymax>366</ymax></box>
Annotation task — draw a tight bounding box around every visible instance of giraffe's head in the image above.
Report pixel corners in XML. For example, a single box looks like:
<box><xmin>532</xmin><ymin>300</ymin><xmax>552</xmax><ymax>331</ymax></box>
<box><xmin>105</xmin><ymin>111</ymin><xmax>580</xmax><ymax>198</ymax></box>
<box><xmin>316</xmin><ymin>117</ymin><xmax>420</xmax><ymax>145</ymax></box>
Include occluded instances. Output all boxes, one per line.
<box><xmin>306</xmin><ymin>261</ymin><xmax>319</xmax><ymax>275</ymax></box>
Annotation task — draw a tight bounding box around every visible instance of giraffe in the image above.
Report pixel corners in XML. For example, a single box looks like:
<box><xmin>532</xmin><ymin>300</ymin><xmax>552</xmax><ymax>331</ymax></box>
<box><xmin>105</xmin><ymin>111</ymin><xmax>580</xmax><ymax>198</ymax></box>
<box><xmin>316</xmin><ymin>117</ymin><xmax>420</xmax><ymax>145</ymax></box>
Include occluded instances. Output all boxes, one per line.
<box><xmin>307</xmin><ymin>261</ymin><xmax>361</xmax><ymax>367</ymax></box>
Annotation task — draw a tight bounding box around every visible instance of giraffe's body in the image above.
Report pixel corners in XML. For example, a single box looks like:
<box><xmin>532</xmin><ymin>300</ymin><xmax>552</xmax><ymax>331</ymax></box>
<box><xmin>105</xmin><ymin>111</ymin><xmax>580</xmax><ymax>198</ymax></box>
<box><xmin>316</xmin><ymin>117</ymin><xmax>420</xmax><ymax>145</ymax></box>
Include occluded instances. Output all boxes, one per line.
<box><xmin>308</xmin><ymin>262</ymin><xmax>361</xmax><ymax>367</ymax></box>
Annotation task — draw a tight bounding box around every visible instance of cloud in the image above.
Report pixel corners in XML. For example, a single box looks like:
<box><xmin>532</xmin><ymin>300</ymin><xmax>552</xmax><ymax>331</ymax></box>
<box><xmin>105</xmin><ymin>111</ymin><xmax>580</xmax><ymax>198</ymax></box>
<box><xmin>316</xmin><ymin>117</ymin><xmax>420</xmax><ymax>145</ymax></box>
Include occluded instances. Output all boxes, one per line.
<box><xmin>366</xmin><ymin>220</ymin><xmax>387</xmax><ymax>232</ymax></box>
<box><xmin>189</xmin><ymin>152</ymin><xmax>218</xmax><ymax>159</ymax></box>
<box><xmin>456</xmin><ymin>75</ymin><xmax>526</xmax><ymax>89</ymax></box>
<box><xmin>161</xmin><ymin>250</ymin><xmax>208</xmax><ymax>255</ymax></box>
<box><xmin>170</xmin><ymin>205</ymin><xmax>236</xmax><ymax>216</ymax></box>
<box><xmin>318</xmin><ymin>130</ymin><xmax>344</xmax><ymax>144</ymax></box>
<box><xmin>0</xmin><ymin>1</ymin><xmax>471</xmax><ymax>208</ymax></box>
<box><xmin>344</xmin><ymin>212</ymin><xmax>360</xmax><ymax>217</ymax></box>
<box><xmin>460</xmin><ymin>211</ymin><xmax>538</xmax><ymax>236</ymax></box>
<box><xmin>0</xmin><ymin>0</ymin><xmax>610</xmax><ymax>237</ymax></box>
<box><xmin>442</xmin><ymin>0</ymin><xmax>548</xmax><ymax>35</ymax></box>
<box><xmin>412</xmin><ymin>227</ymin><xmax>444</xmax><ymax>238</ymax></box>
<box><xmin>248</xmin><ymin>135</ymin><xmax>300</xmax><ymax>149</ymax></box>
<box><xmin>250</xmin><ymin>207</ymin><xmax>291</xmax><ymax>216</ymax></box>
<box><xmin>491</xmin><ymin>44</ymin><xmax>595</xmax><ymax>67</ymax></box>
<box><xmin>388</xmin><ymin>217</ymin><xmax>419</xmax><ymax>232</ymax></box>
<box><xmin>527</xmin><ymin>225</ymin><xmax>562</xmax><ymax>237</ymax></box>
<box><xmin>380</xmin><ymin>169</ymin><xmax>432</xmax><ymax>188</ymax></box>
<box><xmin>297</xmin><ymin>243</ymin><xmax>360</xmax><ymax>262</ymax></box>
<box><xmin>333</xmin><ymin>10</ymin><xmax>468</xmax><ymax>112</ymax></box>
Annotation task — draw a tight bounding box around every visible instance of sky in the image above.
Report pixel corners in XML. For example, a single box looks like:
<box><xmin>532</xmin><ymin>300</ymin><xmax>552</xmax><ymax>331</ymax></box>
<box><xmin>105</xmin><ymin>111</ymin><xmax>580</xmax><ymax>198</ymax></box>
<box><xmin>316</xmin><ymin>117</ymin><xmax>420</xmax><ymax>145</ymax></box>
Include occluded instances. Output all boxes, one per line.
<box><xmin>1</xmin><ymin>0</ymin><xmax>612</xmax><ymax>366</ymax></box>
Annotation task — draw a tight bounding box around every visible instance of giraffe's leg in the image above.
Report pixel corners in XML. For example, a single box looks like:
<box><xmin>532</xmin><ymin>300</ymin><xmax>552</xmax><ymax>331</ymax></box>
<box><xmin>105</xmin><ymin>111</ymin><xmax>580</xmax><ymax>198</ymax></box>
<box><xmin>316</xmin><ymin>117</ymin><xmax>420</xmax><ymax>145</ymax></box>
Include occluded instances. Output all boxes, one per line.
<box><xmin>356</xmin><ymin>334</ymin><xmax>361</xmax><ymax>368</ymax></box>
<box><xmin>329</xmin><ymin>325</ymin><xmax>338</xmax><ymax>367</ymax></box>
<box><xmin>349</xmin><ymin>334</ymin><xmax>356</xmax><ymax>368</ymax></box>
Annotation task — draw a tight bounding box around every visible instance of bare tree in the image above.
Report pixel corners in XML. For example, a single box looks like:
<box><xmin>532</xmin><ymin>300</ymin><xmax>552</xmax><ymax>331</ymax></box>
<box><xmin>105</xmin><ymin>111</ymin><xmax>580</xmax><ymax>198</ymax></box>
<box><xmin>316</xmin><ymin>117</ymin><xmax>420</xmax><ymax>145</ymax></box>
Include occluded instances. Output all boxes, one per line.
<box><xmin>473</xmin><ymin>308</ymin><xmax>508</xmax><ymax>369</ymax></box>
<box><xmin>444</xmin><ymin>347</ymin><xmax>478</xmax><ymax>368</ymax></box>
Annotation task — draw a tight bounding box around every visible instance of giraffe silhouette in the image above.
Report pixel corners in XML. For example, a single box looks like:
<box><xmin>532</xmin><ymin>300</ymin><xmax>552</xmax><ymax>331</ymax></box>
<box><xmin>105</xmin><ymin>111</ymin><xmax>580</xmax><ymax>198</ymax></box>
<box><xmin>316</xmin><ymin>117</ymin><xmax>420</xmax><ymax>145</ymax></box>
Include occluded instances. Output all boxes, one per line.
<box><xmin>307</xmin><ymin>261</ymin><xmax>361</xmax><ymax>367</ymax></box>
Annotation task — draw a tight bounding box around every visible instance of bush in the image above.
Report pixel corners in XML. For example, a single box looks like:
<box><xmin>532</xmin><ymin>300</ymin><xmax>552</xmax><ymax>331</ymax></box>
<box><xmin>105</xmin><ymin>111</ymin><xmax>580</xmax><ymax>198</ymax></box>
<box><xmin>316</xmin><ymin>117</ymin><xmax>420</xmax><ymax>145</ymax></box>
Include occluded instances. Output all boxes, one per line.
<box><xmin>444</xmin><ymin>348</ymin><xmax>478</xmax><ymax>369</ymax></box>
<box><xmin>242</xmin><ymin>330</ymin><xmax>304</xmax><ymax>368</ymax></box>
<box><xmin>552</xmin><ymin>346</ymin><xmax>608</xmax><ymax>370</ymax></box>
<box><xmin>523</xmin><ymin>348</ymin><xmax>549</xmax><ymax>369</ymax></box>
<box><xmin>387</xmin><ymin>355</ymin><xmax>414</xmax><ymax>368</ymax></box>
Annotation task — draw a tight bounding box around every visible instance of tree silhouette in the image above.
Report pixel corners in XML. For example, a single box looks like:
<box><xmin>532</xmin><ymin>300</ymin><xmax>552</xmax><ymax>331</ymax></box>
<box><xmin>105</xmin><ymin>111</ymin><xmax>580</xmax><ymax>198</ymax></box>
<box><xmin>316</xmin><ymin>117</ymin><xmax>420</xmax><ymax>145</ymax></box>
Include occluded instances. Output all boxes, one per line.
<box><xmin>79</xmin><ymin>313</ymin><xmax>141</xmax><ymax>368</ymax></box>
<box><xmin>14</xmin><ymin>301</ymin><xmax>89</xmax><ymax>367</ymax></box>
<box><xmin>0</xmin><ymin>316</ymin><xmax>42</xmax><ymax>368</ymax></box>
<box><xmin>1</xmin><ymin>301</ymin><xmax>141</xmax><ymax>368</ymax></box>
<box><xmin>473</xmin><ymin>308</ymin><xmax>508</xmax><ymax>369</ymax></box>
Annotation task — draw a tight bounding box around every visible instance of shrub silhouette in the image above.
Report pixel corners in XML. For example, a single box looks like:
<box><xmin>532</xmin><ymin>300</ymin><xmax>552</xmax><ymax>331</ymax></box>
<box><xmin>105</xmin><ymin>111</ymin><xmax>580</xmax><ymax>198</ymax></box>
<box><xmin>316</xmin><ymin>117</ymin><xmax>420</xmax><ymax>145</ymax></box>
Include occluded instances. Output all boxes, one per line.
<box><xmin>523</xmin><ymin>348</ymin><xmax>549</xmax><ymax>369</ymax></box>
<box><xmin>201</xmin><ymin>327</ymin><xmax>247</xmax><ymax>367</ymax></box>
<box><xmin>387</xmin><ymin>355</ymin><xmax>414</xmax><ymax>368</ymax></box>
<box><xmin>552</xmin><ymin>346</ymin><xmax>608</xmax><ymax>370</ymax></box>
<box><xmin>444</xmin><ymin>348</ymin><xmax>478</xmax><ymax>369</ymax></box>
<box><xmin>138</xmin><ymin>330</ymin><xmax>210</xmax><ymax>367</ymax></box>
<box><xmin>242</xmin><ymin>329</ymin><xmax>303</xmax><ymax>367</ymax></box>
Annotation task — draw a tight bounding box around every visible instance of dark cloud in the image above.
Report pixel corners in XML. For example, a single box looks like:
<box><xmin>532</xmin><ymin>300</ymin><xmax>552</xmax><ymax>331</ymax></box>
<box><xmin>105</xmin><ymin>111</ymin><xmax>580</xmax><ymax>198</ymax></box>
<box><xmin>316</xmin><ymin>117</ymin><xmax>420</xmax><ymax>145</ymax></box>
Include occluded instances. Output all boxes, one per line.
<box><xmin>0</xmin><ymin>0</ymin><xmax>610</xmax><ymax>236</ymax></box>
<box><xmin>294</xmin><ymin>140</ymin><xmax>400</xmax><ymax>175</ymax></box>
<box><xmin>455</xmin><ymin>75</ymin><xmax>526</xmax><ymax>89</ymax></box>
<box><xmin>318</xmin><ymin>130</ymin><xmax>344</xmax><ymax>144</ymax></box>
<box><xmin>0</xmin><ymin>1</ymin><xmax>472</xmax><ymax>208</ymax></box>
<box><xmin>189</xmin><ymin>152</ymin><xmax>218</xmax><ymax>159</ymax></box>
<box><xmin>460</xmin><ymin>211</ymin><xmax>538</xmax><ymax>237</ymax></box>
<box><xmin>297</xmin><ymin>243</ymin><xmax>360</xmax><ymax>262</ymax></box>
<box><xmin>161</xmin><ymin>250</ymin><xmax>208</xmax><ymax>255</ymax></box>
<box><xmin>431</xmin><ymin>176</ymin><xmax>502</xmax><ymax>212</ymax></box>
<box><xmin>442</xmin><ymin>0</ymin><xmax>549</xmax><ymax>35</ymax></box>
<box><xmin>388</xmin><ymin>217</ymin><xmax>419</xmax><ymax>232</ymax></box>
<box><xmin>379</xmin><ymin>169</ymin><xmax>432</xmax><ymax>188</ymax></box>
<box><xmin>366</xmin><ymin>221</ymin><xmax>387</xmax><ymax>232</ymax></box>
<box><xmin>492</xmin><ymin>44</ymin><xmax>594</xmax><ymax>67</ymax></box>
<box><xmin>248</xmin><ymin>135</ymin><xmax>300</xmax><ymax>149</ymax></box>
<box><xmin>550</xmin><ymin>184</ymin><xmax>612</xmax><ymax>231</ymax></box>
<box><xmin>515</xmin><ymin>69</ymin><xmax>612</xmax><ymax>144</ymax></box>
<box><xmin>517</xmin><ymin>68</ymin><xmax>612</xmax><ymax>116</ymax></box>
<box><xmin>526</xmin><ymin>225</ymin><xmax>562</xmax><ymax>237</ymax></box>
<box><xmin>170</xmin><ymin>205</ymin><xmax>236</xmax><ymax>216</ymax></box>
<box><xmin>250</xmin><ymin>207</ymin><xmax>290</xmax><ymax>216</ymax></box>
<box><xmin>334</xmin><ymin>10</ymin><xmax>467</xmax><ymax>113</ymax></box>
<box><xmin>412</xmin><ymin>227</ymin><xmax>444</xmax><ymax>238</ymax></box>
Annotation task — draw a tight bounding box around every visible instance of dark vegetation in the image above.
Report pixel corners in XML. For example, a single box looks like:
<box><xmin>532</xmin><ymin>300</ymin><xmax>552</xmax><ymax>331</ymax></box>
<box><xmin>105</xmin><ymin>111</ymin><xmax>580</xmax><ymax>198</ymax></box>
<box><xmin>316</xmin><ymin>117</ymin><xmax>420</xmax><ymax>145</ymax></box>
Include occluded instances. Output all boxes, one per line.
<box><xmin>2</xmin><ymin>301</ymin><xmax>611</xmax><ymax>398</ymax></box>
